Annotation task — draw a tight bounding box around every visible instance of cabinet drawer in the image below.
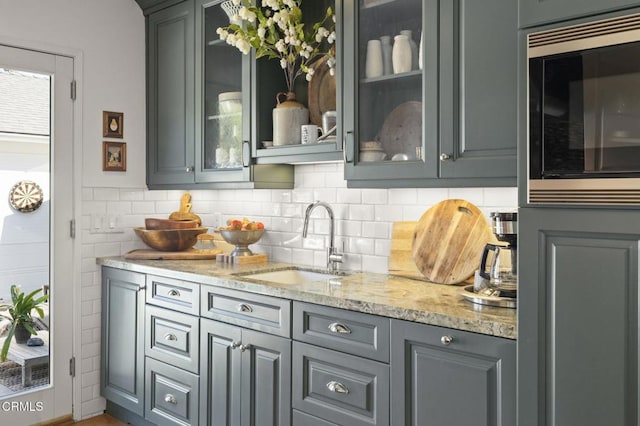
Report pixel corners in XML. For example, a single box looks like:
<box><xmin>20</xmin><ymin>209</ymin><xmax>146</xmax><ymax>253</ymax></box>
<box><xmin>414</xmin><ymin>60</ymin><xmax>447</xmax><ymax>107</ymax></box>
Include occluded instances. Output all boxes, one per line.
<box><xmin>293</xmin><ymin>302</ymin><xmax>390</xmax><ymax>362</ymax></box>
<box><xmin>293</xmin><ymin>409</ymin><xmax>339</xmax><ymax>426</ymax></box>
<box><xmin>145</xmin><ymin>305</ymin><xmax>199</xmax><ymax>374</ymax></box>
<box><xmin>145</xmin><ymin>357</ymin><xmax>199</xmax><ymax>426</ymax></box>
<box><xmin>200</xmin><ymin>285</ymin><xmax>291</xmax><ymax>337</ymax></box>
<box><xmin>146</xmin><ymin>275</ymin><xmax>199</xmax><ymax>315</ymax></box>
<box><xmin>293</xmin><ymin>342</ymin><xmax>389</xmax><ymax>426</ymax></box>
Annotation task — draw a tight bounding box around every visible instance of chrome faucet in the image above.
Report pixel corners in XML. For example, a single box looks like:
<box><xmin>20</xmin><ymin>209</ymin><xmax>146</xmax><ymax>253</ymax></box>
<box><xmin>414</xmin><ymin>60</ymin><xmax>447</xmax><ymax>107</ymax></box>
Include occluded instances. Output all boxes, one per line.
<box><xmin>303</xmin><ymin>201</ymin><xmax>343</xmax><ymax>272</ymax></box>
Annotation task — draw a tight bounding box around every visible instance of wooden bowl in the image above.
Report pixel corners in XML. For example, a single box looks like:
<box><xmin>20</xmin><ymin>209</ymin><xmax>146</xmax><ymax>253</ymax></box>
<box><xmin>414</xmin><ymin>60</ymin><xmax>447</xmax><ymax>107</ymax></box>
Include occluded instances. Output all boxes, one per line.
<box><xmin>134</xmin><ymin>227</ymin><xmax>208</xmax><ymax>251</ymax></box>
<box><xmin>145</xmin><ymin>218</ymin><xmax>199</xmax><ymax>230</ymax></box>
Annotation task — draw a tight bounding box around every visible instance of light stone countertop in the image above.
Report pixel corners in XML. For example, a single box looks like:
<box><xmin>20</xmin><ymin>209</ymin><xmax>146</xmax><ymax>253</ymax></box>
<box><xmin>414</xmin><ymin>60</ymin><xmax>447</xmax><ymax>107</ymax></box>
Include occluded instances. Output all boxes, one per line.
<box><xmin>98</xmin><ymin>257</ymin><xmax>517</xmax><ymax>340</ymax></box>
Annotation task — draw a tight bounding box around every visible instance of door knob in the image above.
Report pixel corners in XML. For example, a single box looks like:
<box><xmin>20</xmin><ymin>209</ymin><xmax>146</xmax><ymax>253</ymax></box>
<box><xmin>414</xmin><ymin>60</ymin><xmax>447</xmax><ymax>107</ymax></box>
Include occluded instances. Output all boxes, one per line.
<box><xmin>439</xmin><ymin>153</ymin><xmax>451</xmax><ymax>161</ymax></box>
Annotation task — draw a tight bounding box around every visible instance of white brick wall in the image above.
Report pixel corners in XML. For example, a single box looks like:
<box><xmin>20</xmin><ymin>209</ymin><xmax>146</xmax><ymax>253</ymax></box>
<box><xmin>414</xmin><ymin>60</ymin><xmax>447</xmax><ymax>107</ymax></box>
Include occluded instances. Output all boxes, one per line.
<box><xmin>79</xmin><ymin>162</ymin><xmax>517</xmax><ymax>417</ymax></box>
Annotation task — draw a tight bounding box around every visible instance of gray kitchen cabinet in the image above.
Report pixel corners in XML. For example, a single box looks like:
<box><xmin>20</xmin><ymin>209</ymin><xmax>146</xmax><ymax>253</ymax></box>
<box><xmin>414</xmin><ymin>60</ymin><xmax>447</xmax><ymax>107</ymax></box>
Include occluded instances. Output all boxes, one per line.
<box><xmin>147</xmin><ymin>0</ymin><xmax>195</xmax><ymax>187</ymax></box>
<box><xmin>519</xmin><ymin>207</ymin><xmax>640</xmax><ymax>426</ymax></box>
<box><xmin>343</xmin><ymin>0</ymin><xmax>516</xmax><ymax>188</ymax></box>
<box><xmin>518</xmin><ymin>0</ymin><xmax>640</xmax><ymax>28</ymax></box>
<box><xmin>145</xmin><ymin>0</ymin><xmax>293</xmax><ymax>190</ymax></box>
<box><xmin>145</xmin><ymin>357</ymin><xmax>199</xmax><ymax>426</ymax></box>
<box><xmin>390</xmin><ymin>319</ymin><xmax>516</xmax><ymax>426</ymax></box>
<box><xmin>101</xmin><ymin>267</ymin><xmax>146</xmax><ymax>417</ymax></box>
<box><xmin>292</xmin><ymin>342</ymin><xmax>390</xmax><ymax>426</ymax></box>
<box><xmin>200</xmin><ymin>318</ymin><xmax>292</xmax><ymax>426</ymax></box>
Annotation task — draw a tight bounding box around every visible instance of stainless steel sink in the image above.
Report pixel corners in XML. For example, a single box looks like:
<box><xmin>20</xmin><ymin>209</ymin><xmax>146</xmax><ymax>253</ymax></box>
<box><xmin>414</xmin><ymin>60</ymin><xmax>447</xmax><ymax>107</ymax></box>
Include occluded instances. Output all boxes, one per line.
<box><xmin>237</xmin><ymin>268</ymin><xmax>346</xmax><ymax>285</ymax></box>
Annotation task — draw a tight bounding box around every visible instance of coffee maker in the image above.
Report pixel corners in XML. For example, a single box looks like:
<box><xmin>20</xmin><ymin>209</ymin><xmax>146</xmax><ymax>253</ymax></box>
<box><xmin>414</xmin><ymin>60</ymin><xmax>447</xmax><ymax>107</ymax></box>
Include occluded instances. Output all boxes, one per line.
<box><xmin>462</xmin><ymin>212</ymin><xmax>518</xmax><ymax>308</ymax></box>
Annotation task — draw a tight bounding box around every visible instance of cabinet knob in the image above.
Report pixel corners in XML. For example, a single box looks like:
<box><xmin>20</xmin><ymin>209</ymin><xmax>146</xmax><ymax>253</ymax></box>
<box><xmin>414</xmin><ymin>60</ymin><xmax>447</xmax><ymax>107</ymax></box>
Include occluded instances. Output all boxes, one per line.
<box><xmin>164</xmin><ymin>394</ymin><xmax>177</xmax><ymax>404</ymax></box>
<box><xmin>237</xmin><ymin>303</ymin><xmax>253</xmax><ymax>313</ymax></box>
<box><xmin>439</xmin><ymin>153</ymin><xmax>451</xmax><ymax>161</ymax></box>
<box><xmin>185</xmin><ymin>166</ymin><xmax>194</xmax><ymax>173</ymax></box>
<box><xmin>164</xmin><ymin>333</ymin><xmax>178</xmax><ymax>342</ymax></box>
<box><xmin>240</xmin><ymin>344</ymin><xmax>251</xmax><ymax>352</ymax></box>
<box><xmin>328</xmin><ymin>322</ymin><xmax>352</xmax><ymax>335</ymax></box>
<box><xmin>167</xmin><ymin>289</ymin><xmax>180</xmax><ymax>297</ymax></box>
<box><xmin>326</xmin><ymin>381</ymin><xmax>349</xmax><ymax>394</ymax></box>
<box><xmin>231</xmin><ymin>341</ymin><xmax>241</xmax><ymax>350</ymax></box>
<box><xmin>441</xmin><ymin>335</ymin><xmax>454</xmax><ymax>346</ymax></box>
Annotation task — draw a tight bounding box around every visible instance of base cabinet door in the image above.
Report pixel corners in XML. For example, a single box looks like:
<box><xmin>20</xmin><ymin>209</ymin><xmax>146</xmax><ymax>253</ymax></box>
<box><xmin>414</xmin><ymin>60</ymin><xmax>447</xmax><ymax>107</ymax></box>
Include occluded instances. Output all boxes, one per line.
<box><xmin>519</xmin><ymin>207</ymin><xmax>640</xmax><ymax>426</ymax></box>
<box><xmin>200</xmin><ymin>318</ymin><xmax>291</xmax><ymax>426</ymax></box>
<box><xmin>101</xmin><ymin>267</ymin><xmax>146</xmax><ymax>417</ymax></box>
<box><xmin>390</xmin><ymin>319</ymin><xmax>515</xmax><ymax>426</ymax></box>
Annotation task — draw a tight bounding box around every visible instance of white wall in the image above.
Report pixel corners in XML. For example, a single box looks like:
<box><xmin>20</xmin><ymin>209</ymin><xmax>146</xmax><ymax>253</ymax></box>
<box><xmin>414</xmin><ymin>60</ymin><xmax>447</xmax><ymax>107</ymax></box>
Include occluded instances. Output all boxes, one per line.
<box><xmin>0</xmin><ymin>0</ymin><xmax>146</xmax><ymax>419</ymax></box>
<box><xmin>0</xmin><ymin>0</ymin><xmax>147</xmax><ymax>190</ymax></box>
<box><xmin>0</xmin><ymin>1</ymin><xmax>518</xmax><ymax>421</ymax></box>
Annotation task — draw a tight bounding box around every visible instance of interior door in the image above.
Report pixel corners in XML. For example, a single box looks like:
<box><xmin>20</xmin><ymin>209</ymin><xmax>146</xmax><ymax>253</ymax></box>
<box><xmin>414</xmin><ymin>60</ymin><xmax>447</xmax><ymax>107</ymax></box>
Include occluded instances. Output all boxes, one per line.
<box><xmin>0</xmin><ymin>44</ymin><xmax>74</xmax><ymax>423</ymax></box>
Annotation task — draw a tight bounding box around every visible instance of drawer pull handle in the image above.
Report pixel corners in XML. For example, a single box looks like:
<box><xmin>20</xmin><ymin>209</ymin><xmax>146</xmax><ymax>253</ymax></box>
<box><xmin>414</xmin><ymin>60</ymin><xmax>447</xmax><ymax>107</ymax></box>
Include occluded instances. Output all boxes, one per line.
<box><xmin>240</xmin><ymin>344</ymin><xmax>251</xmax><ymax>352</ymax></box>
<box><xmin>164</xmin><ymin>394</ymin><xmax>177</xmax><ymax>404</ymax></box>
<box><xmin>231</xmin><ymin>341</ymin><xmax>241</xmax><ymax>350</ymax></box>
<box><xmin>164</xmin><ymin>333</ymin><xmax>178</xmax><ymax>341</ymax></box>
<box><xmin>237</xmin><ymin>303</ymin><xmax>253</xmax><ymax>313</ymax></box>
<box><xmin>167</xmin><ymin>289</ymin><xmax>181</xmax><ymax>297</ymax></box>
<box><xmin>326</xmin><ymin>381</ymin><xmax>349</xmax><ymax>394</ymax></box>
<box><xmin>328</xmin><ymin>322</ymin><xmax>351</xmax><ymax>334</ymax></box>
<box><xmin>441</xmin><ymin>335</ymin><xmax>454</xmax><ymax>346</ymax></box>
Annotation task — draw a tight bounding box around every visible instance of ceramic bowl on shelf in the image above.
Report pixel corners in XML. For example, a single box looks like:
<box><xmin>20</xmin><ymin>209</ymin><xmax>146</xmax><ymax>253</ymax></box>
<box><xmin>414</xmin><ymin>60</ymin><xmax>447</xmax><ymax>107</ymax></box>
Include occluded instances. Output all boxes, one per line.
<box><xmin>219</xmin><ymin>229</ymin><xmax>265</xmax><ymax>256</ymax></box>
<box><xmin>360</xmin><ymin>151</ymin><xmax>387</xmax><ymax>162</ymax></box>
<box><xmin>134</xmin><ymin>227</ymin><xmax>208</xmax><ymax>251</ymax></box>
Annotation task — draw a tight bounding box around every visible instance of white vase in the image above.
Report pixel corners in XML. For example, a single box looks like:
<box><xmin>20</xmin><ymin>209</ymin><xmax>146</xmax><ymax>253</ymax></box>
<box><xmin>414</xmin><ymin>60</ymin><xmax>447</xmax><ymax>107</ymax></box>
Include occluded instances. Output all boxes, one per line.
<box><xmin>392</xmin><ymin>34</ymin><xmax>412</xmax><ymax>74</ymax></box>
<box><xmin>379</xmin><ymin>35</ymin><xmax>393</xmax><ymax>76</ymax></box>
<box><xmin>418</xmin><ymin>31</ymin><xmax>423</xmax><ymax>70</ymax></box>
<box><xmin>273</xmin><ymin>92</ymin><xmax>309</xmax><ymax>146</ymax></box>
<box><xmin>365</xmin><ymin>39</ymin><xmax>383</xmax><ymax>78</ymax></box>
<box><xmin>400</xmin><ymin>30</ymin><xmax>418</xmax><ymax>70</ymax></box>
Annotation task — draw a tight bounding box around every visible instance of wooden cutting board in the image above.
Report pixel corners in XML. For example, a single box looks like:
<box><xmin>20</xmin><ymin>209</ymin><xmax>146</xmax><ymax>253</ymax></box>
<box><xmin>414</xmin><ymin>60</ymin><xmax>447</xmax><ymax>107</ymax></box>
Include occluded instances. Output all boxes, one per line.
<box><xmin>411</xmin><ymin>199</ymin><xmax>492</xmax><ymax>285</ymax></box>
<box><xmin>389</xmin><ymin>221</ymin><xmax>425</xmax><ymax>281</ymax></box>
<box><xmin>125</xmin><ymin>248</ymin><xmax>222</xmax><ymax>260</ymax></box>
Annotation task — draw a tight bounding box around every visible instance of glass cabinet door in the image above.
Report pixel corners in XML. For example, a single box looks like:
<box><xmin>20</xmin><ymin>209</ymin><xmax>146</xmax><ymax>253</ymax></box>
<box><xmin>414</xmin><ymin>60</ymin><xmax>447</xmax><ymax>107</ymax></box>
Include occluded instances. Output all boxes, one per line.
<box><xmin>345</xmin><ymin>0</ymin><xmax>438</xmax><ymax>183</ymax></box>
<box><xmin>195</xmin><ymin>0</ymin><xmax>250</xmax><ymax>183</ymax></box>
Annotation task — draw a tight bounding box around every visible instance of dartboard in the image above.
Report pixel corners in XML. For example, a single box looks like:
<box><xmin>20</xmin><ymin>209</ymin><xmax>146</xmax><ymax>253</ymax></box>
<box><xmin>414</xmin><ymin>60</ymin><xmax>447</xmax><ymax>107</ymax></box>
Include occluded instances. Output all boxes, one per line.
<box><xmin>9</xmin><ymin>181</ymin><xmax>44</xmax><ymax>213</ymax></box>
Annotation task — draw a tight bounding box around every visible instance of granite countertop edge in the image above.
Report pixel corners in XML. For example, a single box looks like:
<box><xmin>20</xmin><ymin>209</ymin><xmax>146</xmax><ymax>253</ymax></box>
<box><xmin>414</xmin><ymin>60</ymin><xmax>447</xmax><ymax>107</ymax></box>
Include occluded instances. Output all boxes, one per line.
<box><xmin>98</xmin><ymin>257</ymin><xmax>517</xmax><ymax>340</ymax></box>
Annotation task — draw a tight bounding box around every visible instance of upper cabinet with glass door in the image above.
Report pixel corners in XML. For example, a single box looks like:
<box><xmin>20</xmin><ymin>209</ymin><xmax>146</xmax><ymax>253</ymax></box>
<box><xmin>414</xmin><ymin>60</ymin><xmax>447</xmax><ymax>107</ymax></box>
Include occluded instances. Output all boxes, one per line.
<box><xmin>144</xmin><ymin>0</ymin><xmax>293</xmax><ymax>190</ymax></box>
<box><xmin>343</xmin><ymin>0</ymin><xmax>517</xmax><ymax>188</ymax></box>
<box><xmin>195</xmin><ymin>0</ymin><xmax>250</xmax><ymax>184</ymax></box>
<box><xmin>343</xmin><ymin>0</ymin><xmax>438</xmax><ymax>185</ymax></box>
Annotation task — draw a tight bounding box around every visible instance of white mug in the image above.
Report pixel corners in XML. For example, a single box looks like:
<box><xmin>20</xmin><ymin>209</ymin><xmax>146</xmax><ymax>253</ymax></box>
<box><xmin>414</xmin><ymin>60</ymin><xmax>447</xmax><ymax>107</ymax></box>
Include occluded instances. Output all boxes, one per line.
<box><xmin>301</xmin><ymin>124</ymin><xmax>322</xmax><ymax>144</ymax></box>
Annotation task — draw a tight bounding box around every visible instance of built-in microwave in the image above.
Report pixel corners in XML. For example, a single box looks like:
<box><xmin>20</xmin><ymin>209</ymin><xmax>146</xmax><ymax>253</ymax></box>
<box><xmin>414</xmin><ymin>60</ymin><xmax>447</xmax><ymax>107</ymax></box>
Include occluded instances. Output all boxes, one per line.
<box><xmin>528</xmin><ymin>13</ymin><xmax>640</xmax><ymax>205</ymax></box>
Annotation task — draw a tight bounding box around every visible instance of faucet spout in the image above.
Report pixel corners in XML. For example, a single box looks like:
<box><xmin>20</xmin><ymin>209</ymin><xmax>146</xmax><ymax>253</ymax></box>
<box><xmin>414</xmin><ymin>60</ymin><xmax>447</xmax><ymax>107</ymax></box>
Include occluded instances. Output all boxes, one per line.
<box><xmin>302</xmin><ymin>201</ymin><xmax>342</xmax><ymax>271</ymax></box>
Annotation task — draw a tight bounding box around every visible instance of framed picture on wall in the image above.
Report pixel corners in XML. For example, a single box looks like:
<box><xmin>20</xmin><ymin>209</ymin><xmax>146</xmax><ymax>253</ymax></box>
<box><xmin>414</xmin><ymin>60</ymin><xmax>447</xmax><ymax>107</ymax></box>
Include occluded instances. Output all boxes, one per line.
<box><xmin>103</xmin><ymin>141</ymin><xmax>126</xmax><ymax>171</ymax></box>
<box><xmin>102</xmin><ymin>111</ymin><xmax>123</xmax><ymax>138</ymax></box>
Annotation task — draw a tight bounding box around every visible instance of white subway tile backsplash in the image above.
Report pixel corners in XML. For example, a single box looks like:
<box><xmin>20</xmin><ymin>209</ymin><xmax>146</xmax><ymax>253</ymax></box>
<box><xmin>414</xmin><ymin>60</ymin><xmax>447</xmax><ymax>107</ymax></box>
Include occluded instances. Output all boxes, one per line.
<box><xmin>362</xmin><ymin>255</ymin><xmax>388</xmax><ymax>274</ymax></box>
<box><xmin>362</xmin><ymin>189</ymin><xmax>388</xmax><ymax>205</ymax></box>
<box><xmin>348</xmin><ymin>204</ymin><xmax>375</xmax><ymax>221</ymax></box>
<box><xmin>389</xmin><ymin>188</ymin><xmax>417</xmax><ymax>205</ymax></box>
<box><xmin>448</xmin><ymin>187</ymin><xmax>484</xmax><ymax>205</ymax></box>
<box><xmin>362</xmin><ymin>221</ymin><xmax>389</xmax><ymax>239</ymax></box>
<box><xmin>93</xmin><ymin>188</ymin><xmax>119</xmax><ymax>201</ymax></box>
<box><xmin>119</xmin><ymin>189</ymin><xmax>145</xmax><ymax>201</ymax></box>
<box><xmin>336</xmin><ymin>188</ymin><xmax>361</xmax><ymax>204</ymax></box>
<box><xmin>143</xmin><ymin>190</ymin><xmax>167</xmax><ymax>201</ymax></box>
<box><xmin>312</xmin><ymin>189</ymin><xmax>337</xmax><ymax>203</ymax></box>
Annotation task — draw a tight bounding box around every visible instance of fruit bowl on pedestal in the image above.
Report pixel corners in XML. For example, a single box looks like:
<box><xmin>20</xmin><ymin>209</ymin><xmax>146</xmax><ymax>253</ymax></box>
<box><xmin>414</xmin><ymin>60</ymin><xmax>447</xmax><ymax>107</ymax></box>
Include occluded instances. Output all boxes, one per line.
<box><xmin>219</xmin><ymin>229</ymin><xmax>265</xmax><ymax>256</ymax></box>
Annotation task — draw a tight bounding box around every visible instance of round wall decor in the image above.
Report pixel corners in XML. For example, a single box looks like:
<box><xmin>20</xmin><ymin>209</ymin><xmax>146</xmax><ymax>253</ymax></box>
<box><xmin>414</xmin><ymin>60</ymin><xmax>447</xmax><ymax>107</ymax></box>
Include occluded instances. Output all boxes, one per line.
<box><xmin>9</xmin><ymin>180</ymin><xmax>44</xmax><ymax>213</ymax></box>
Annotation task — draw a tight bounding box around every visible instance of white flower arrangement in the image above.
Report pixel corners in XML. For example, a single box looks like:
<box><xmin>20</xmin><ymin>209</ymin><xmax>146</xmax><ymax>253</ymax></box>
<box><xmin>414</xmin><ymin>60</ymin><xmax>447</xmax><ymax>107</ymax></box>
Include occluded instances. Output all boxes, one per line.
<box><xmin>217</xmin><ymin>0</ymin><xmax>336</xmax><ymax>93</ymax></box>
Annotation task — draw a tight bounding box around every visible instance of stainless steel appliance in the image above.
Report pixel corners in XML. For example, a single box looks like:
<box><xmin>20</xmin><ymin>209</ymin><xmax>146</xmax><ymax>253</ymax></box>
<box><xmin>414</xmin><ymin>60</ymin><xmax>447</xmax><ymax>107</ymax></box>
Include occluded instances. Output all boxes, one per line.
<box><xmin>463</xmin><ymin>212</ymin><xmax>517</xmax><ymax>308</ymax></box>
<box><xmin>527</xmin><ymin>13</ymin><xmax>640</xmax><ymax>206</ymax></box>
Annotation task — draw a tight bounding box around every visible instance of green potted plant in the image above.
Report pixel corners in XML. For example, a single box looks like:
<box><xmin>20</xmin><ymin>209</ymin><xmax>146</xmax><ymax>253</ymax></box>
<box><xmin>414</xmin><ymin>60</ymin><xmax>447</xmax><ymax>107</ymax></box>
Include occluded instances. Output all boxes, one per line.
<box><xmin>0</xmin><ymin>285</ymin><xmax>48</xmax><ymax>361</ymax></box>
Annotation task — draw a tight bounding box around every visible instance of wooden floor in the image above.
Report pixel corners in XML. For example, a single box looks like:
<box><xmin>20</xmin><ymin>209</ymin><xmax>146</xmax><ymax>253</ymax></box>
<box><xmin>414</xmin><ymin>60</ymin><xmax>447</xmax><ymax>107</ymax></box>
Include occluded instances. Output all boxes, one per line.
<box><xmin>55</xmin><ymin>414</ymin><xmax>126</xmax><ymax>425</ymax></box>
